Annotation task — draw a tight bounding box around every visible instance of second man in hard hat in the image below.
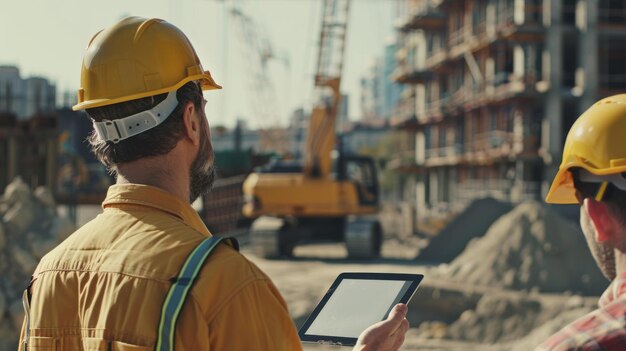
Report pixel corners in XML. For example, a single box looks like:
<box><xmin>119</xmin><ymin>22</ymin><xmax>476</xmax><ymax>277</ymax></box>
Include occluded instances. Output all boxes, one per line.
<box><xmin>539</xmin><ymin>95</ymin><xmax>626</xmax><ymax>350</ymax></box>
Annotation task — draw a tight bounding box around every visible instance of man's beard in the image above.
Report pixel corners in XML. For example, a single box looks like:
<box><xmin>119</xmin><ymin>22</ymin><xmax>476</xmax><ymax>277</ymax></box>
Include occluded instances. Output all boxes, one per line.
<box><xmin>189</xmin><ymin>126</ymin><xmax>216</xmax><ymax>203</ymax></box>
<box><xmin>580</xmin><ymin>206</ymin><xmax>616</xmax><ymax>281</ymax></box>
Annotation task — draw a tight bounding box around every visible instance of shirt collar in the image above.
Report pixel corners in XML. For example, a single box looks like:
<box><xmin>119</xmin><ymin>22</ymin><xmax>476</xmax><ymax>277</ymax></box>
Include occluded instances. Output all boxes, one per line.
<box><xmin>599</xmin><ymin>272</ymin><xmax>626</xmax><ymax>307</ymax></box>
<box><xmin>102</xmin><ymin>184</ymin><xmax>211</xmax><ymax>237</ymax></box>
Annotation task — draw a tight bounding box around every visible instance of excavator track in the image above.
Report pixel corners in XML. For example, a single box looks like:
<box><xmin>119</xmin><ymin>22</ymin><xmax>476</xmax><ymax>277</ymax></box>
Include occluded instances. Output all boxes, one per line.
<box><xmin>344</xmin><ymin>217</ymin><xmax>382</xmax><ymax>259</ymax></box>
<box><xmin>250</xmin><ymin>216</ymin><xmax>294</xmax><ymax>259</ymax></box>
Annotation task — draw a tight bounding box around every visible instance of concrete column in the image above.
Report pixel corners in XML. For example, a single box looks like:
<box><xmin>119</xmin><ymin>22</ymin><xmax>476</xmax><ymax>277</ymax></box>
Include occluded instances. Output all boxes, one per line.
<box><xmin>449</xmin><ymin>167</ymin><xmax>457</xmax><ymax>203</ymax></box>
<box><xmin>577</xmin><ymin>0</ymin><xmax>599</xmax><ymax>111</ymax></box>
<box><xmin>438</xmin><ymin>167</ymin><xmax>446</xmax><ymax>203</ymax></box>
<box><xmin>7</xmin><ymin>136</ymin><xmax>18</xmax><ymax>181</ymax></box>
<box><xmin>486</xmin><ymin>0</ymin><xmax>496</xmax><ymax>38</ymax></box>
<box><xmin>416</xmin><ymin>31</ymin><xmax>426</xmax><ymax>70</ymax></box>
<box><xmin>541</xmin><ymin>0</ymin><xmax>563</xmax><ymax>197</ymax></box>
<box><xmin>514</xmin><ymin>0</ymin><xmax>526</xmax><ymax>25</ymax></box>
<box><xmin>415</xmin><ymin>85</ymin><xmax>424</xmax><ymax>116</ymax></box>
<box><xmin>513</xmin><ymin>107</ymin><xmax>524</xmax><ymax>153</ymax></box>
<box><xmin>416</xmin><ymin>131</ymin><xmax>425</xmax><ymax>164</ymax></box>
<box><xmin>512</xmin><ymin>159</ymin><xmax>525</xmax><ymax>202</ymax></box>
<box><xmin>512</xmin><ymin>105</ymin><xmax>525</xmax><ymax>202</ymax></box>
<box><xmin>513</xmin><ymin>44</ymin><xmax>525</xmax><ymax>80</ymax></box>
<box><xmin>416</xmin><ymin>175</ymin><xmax>426</xmax><ymax>220</ymax></box>
<box><xmin>429</xmin><ymin>169</ymin><xmax>438</xmax><ymax>205</ymax></box>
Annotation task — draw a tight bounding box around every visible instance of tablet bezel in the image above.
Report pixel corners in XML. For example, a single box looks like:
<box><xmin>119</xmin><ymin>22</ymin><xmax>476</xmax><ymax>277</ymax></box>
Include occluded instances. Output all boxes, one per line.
<box><xmin>298</xmin><ymin>272</ymin><xmax>424</xmax><ymax>346</ymax></box>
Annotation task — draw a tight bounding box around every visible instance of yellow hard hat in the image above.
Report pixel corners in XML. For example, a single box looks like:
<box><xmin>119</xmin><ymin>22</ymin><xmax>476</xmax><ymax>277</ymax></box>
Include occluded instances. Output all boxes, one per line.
<box><xmin>546</xmin><ymin>94</ymin><xmax>626</xmax><ymax>204</ymax></box>
<box><xmin>73</xmin><ymin>16</ymin><xmax>221</xmax><ymax>111</ymax></box>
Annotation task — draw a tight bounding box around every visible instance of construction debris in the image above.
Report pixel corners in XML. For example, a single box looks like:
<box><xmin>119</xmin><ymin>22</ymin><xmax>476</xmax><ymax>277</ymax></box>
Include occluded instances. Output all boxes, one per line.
<box><xmin>439</xmin><ymin>201</ymin><xmax>607</xmax><ymax>295</ymax></box>
<box><xmin>416</xmin><ymin>198</ymin><xmax>513</xmax><ymax>263</ymax></box>
<box><xmin>0</xmin><ymin>178</ymin><xmax>75</xmax><ymax>350</ymax></box>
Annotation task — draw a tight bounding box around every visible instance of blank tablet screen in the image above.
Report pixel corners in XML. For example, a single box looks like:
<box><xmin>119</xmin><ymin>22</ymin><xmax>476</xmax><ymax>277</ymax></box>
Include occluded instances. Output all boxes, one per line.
<box><xmin>305</xmin><ymin>278</ymin><xmax>412</xmax><ymax>338</ymax></box>
<box><xmin>299</xmin><ymin>273</ymin><xmax>423</xmax><ymax>346</ymax></box>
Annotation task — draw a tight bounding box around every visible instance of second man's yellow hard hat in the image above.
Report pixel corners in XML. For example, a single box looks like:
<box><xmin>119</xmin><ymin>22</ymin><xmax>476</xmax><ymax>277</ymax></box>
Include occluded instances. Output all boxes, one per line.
<box><xmin>546</xmin><ymin>94</ymin><xmax>626</xmax><ymax>204</ymax></box>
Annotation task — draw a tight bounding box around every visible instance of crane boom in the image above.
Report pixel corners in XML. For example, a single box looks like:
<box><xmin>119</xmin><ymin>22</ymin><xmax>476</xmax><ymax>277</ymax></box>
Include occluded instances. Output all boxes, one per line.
<box><xmin>304</xmin><ymin>0</ymin><xmax>351</xmax><ymax>178</ymax></box>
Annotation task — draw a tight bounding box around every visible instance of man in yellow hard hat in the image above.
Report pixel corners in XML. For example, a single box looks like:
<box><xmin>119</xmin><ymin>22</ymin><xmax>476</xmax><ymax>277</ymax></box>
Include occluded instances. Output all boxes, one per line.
<box><xmin>18</xmin><ymin>17</ymin><xmax>409</xmax><ymax>351</ymax></box>
<box><xmin>538</xmin><ymin>95</ymin><xmax>626</xmax><ymax>350</ymax></box>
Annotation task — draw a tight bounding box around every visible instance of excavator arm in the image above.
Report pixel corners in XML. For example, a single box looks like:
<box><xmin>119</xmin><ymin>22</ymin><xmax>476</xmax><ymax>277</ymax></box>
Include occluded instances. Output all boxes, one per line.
<box><xmin>304</xmin><ymin>0</ymin><xmax>351</xmax><ymax>178</ymax></box>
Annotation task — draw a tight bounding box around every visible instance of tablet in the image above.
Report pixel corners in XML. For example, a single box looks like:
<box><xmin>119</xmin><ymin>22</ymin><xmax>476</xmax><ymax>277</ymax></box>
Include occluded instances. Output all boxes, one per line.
<box><xmin>298</xmin><ymin>272</ymin><xmax>423</xmax><ymax>346</ymax></box>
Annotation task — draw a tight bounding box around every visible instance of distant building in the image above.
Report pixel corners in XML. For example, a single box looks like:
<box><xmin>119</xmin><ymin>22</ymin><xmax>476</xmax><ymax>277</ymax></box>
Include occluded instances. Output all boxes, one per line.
<box><xmin>338</xmin><ymin>93</ymin><xmax>349</xmax><ymax>127</ymax></box>
<box><xmin>360</xmin><ymin>60</ymin><xmax>383</xmax><ymax>120</ymax></box>
<box><xmin>360</xmin><ymin>41</ymin><xmax>403</xmax><ymax>120</ymax></box>
<box><xmin>340</xmin><ymin>119</ymin><xmax>391</xmax><ymax>155</ymax></box>
<box><xmin>211</xmin><ymin>120</ymin><xmax>260</xmax><ymax>152</ymax></box>
<box><xmin>288</xmin><ymin>108</ymin><xmax>308</xmax><ymax>158</ymax></box>
<box><xmin>0</xmin><ymin>66</ymin><xmax>56</xmax><ymax>120</ymax></box>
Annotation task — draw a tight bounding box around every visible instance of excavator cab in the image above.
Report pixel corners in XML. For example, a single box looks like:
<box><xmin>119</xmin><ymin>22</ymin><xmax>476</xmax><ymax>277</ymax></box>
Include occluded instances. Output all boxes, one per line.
<box><xmin>337</xmin><ymin>155</ymin><xmax>379</xmax><ymax>207</ymax></box>
<box><xmin>243</xmin><ymin>153</ymin><xmax>382</xmax><ymax>260</ymax></box>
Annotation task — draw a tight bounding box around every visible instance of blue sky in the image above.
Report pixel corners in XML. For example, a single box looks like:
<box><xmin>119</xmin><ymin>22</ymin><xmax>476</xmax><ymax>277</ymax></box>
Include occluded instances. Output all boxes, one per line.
<box><xmin>0</xmin><ymin>0</ymin><xmax>395</xmax><ymax>127</ymax></box>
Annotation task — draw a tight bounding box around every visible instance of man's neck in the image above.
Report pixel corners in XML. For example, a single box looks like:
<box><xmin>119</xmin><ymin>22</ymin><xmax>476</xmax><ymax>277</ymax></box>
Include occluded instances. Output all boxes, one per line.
<box><xmin>615</xmin><ymin>250</ymin><xmax>626</xmax><ymax>278</ymax></box>
<box><xmin>115</xmin><ymin>156</ymin><xmax>190</xmax><ymax>202</ymax></box>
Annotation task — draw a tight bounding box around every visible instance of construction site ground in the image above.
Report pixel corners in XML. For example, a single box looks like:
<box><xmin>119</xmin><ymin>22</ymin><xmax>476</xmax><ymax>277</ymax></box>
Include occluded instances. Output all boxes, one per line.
<box><xmin>245</xmin><ymin>238</ymin><xmax>599</xmax><ymax>351</ymax></box>
<box><xmin>59</xmin><ymin>203</ymin><xmax>603</xmax><ymax>351</ymax></box>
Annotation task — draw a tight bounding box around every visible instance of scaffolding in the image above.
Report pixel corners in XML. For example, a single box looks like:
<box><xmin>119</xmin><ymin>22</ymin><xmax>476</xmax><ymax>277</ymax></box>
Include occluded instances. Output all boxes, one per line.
<box><xmin>392</xmin><ymin>0</ymin><xmax>626</xmax><ymax>217</ymax></box>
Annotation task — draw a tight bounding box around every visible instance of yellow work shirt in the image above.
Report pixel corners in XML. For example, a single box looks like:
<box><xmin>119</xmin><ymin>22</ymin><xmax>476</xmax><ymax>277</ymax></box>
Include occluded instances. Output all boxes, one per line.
<box><xmin>19</xmin><ymin>184</ymin><xmax>302</xmax><ymax>351</ymax></box>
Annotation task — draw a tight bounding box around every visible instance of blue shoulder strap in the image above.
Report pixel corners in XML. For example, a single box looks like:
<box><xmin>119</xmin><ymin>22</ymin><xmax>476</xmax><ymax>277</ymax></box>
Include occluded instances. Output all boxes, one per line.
<box><xmin>155</xmin><ymin>236</ymin><xmax>238</xmax><ymax>351</ymax></box>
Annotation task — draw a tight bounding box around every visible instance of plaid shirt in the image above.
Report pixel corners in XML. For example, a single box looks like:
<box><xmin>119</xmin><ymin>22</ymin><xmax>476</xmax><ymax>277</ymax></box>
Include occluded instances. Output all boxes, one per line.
<box><xmin>536</xmin><ymin>274</ymin><xmax>626</xmax><ymax>351</ymax></box>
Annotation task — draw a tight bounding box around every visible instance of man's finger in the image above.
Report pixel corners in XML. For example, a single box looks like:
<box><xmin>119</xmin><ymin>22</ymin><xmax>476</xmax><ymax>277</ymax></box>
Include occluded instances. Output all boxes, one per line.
<box><xmin>391</xmin><ymin>319</ymin><xmax>409</xmax><ymax>350</ymax></box>
<box><xmin>391</xmin><ymin>332</ymin><xmax>406</xmax><ymax>351</ymax></box>
<box><xmin>391</xmin><ymin>318</ymin><xmax>409</xmax><ymax>336</ymax></box>
<box><xmin>384</xmin><ymin>304</ymin><xmax>408</xmax><ymax>329</ymax></box>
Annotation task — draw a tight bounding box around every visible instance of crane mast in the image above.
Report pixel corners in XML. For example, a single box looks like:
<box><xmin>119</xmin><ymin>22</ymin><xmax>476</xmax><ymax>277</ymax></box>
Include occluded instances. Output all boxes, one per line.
<box><xmin>304</xmin><ymin>0</ymin><xmax>351</xmax><ymax>178</ymax></box>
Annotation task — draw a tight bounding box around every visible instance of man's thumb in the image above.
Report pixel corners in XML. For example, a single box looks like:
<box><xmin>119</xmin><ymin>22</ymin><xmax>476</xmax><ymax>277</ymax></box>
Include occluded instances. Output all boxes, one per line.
<box><xmin>385</xmin><ymin>304</ymin><xmax>408</xmax><ymax>325</ymax></box>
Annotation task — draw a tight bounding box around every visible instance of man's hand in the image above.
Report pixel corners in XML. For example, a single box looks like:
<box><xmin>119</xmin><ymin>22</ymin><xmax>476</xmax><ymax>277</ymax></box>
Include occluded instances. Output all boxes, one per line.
<box><xmin>353</xmin><ymin>304</ymin><xmax>410</xmax><ymax>351</ymax></box>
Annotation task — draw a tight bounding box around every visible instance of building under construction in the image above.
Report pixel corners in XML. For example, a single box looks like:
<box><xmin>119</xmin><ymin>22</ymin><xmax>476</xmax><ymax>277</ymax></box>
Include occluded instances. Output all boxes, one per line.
<box><xmin>391</xmin><ymin>0</ymin><xmax>626</xmax><ymax>219</ymax></box>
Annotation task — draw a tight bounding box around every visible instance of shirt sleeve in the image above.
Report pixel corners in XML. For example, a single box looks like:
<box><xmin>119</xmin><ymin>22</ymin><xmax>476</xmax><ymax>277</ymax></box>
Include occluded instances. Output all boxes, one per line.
<box><xmin>207</xmin><ymin>278</ymin><xmax>303</xmax><ymax>351</ymax></box>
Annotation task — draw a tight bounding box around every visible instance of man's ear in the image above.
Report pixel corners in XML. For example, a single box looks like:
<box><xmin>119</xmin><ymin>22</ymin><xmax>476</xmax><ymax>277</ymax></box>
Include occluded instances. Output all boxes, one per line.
<box><xmin>585</xmin><ymin>199</ymin><xmax>618</xmax><ymax>242</ymax></box>
<box><xmin>181</xmin><ymin>101</ymin><xmax>200</xmax><ymax>146</ymax></box>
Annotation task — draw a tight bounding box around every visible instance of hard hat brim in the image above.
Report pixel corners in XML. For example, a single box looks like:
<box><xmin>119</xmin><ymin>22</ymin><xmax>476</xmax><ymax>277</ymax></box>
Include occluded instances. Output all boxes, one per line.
<box><xmin>545</xmin><ymin>168</ymin><xmax>578</xmax><ymax>204</ymax></box>
<box><xmin>72</xmin><ymin>72</ymin><xmax>221</xmax><ymax>111</ymax></box>
<box><xmin>545</xmin><ymin>160</ymin><xmax>626</xmax><ymax>204</ymax></box>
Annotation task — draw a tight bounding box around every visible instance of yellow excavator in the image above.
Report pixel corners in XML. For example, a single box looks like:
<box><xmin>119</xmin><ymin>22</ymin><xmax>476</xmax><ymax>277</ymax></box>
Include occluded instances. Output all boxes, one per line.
<box><xmin>242</xmin><ymin>0</ymin><xmax>382</xmax><ymax>259</ymax></box>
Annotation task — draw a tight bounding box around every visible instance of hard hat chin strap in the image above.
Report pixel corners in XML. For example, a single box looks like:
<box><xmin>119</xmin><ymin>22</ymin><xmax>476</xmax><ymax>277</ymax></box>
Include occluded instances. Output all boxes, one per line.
<box><xmin>93</xmin><ymin>91</ymin><xmax>179</xmax><ymax>143</ymax></box>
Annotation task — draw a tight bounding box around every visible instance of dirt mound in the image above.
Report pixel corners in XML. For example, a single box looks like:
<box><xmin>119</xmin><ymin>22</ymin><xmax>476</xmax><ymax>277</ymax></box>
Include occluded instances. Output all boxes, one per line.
<box><xmin>442</xmin><ymin>201</ymin><xmax>607</xmax><ymax>295</ymax></box>
<box><xmin>445</xmin><ymin>293</ymin><xmax>593</xmax><ymax>344</ymax></box>
<box><xmin>507</xmin><ymin>305</ymin><xmax>593</xmax><ymax>351</ymax></box>
<box><xmin>417</xmin><ymin>198</ymin><xmax>513</xmax><ymax>263</ymax></box>
<box><xmin>0</xmin><ymin>178</ymin><xmax>75</xmax><ymax>349</ymax></box>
